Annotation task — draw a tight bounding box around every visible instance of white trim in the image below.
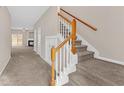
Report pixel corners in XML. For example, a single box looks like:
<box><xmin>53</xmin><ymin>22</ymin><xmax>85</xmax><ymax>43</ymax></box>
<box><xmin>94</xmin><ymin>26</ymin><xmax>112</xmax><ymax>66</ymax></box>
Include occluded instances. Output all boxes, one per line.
<box><xmin>96</xmin><ymin>56</ymin><xmax>124</xmax><ymax>66</ymax></box>
<box><xmin>0</xmin><ymin>55</ymin><xmax>11</xmax><ymax>76</ymax></box>
<box><xmin>11</xmin><ymin>27</ymin><xmax>33</xmax><ymax>31</ymax></box>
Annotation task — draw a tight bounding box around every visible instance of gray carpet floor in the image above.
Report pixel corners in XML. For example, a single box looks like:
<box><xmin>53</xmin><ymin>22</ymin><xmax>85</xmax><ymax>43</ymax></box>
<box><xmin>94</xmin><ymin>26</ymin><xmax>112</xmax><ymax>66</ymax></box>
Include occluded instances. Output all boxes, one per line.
<box><xmin>1</xmin><ymin>46</ymin><xmax>124</xmax><ymax>86</ymax></box>
<box><xmin>0</xmin><ymin>47</ymin><xmax>51</xmax><ymax>86</ymax></box>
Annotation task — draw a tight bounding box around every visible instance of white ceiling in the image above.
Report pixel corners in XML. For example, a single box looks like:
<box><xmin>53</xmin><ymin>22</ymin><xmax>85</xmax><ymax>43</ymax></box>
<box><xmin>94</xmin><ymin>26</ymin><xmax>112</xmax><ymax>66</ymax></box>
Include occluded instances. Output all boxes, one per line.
<box><xmin>7</xmin><ymin>6</ymin><xmax>49</xmax><ymax>30</ymax></box>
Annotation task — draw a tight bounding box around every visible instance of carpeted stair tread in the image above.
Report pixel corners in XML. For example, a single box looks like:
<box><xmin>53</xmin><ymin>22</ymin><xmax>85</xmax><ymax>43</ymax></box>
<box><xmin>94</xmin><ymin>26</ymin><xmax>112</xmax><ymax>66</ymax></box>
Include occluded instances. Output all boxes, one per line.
<box><xmin>77</xmin><ymin>51</ymin><xmax>94</xmax><ymax>56</ymax></box>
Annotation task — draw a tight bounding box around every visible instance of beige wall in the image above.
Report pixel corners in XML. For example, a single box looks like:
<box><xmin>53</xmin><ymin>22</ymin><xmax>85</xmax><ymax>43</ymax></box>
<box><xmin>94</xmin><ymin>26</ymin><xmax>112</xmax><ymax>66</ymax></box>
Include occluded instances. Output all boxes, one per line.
<box><xmin>0</xmin><ymin>7</ymin><xmax>11</xmax><ymax>74</ymax></box>
<box><xmin>62</xmin><ymin>6</ymin><xmax>124</xmax><ymax>62</ymax></box>
<box><xmin>33</xmin><ymin>6</ymin><xmax>58</xmax><ymax>58</ymax></box>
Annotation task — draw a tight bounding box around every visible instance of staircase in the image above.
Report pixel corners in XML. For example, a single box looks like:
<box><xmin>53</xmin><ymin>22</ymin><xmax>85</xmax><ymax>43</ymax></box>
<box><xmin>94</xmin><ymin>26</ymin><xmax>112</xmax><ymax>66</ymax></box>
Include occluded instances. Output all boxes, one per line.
<box><xmin>65</xmin><ymin>39</ymin><xmax>124</xmax><ymax>86</ymax></box>
<box><xmin>75</xmin><ymin>40</ymin><xmax>94</xmax><ymax>62</ymax></box>
<box><xmin>64</xmin><ymin>39</ymin><xmax>113</xmax><ymax>86</ymax></box>
<box><xmin>50</xmin><ymin>8</ymin><xmax>97</xmax><ymax>86</ymax></box>
<box><xmin>49</xmin><ymin>8</ymin><xmax>124</xmax><ymax>86</ymax></box>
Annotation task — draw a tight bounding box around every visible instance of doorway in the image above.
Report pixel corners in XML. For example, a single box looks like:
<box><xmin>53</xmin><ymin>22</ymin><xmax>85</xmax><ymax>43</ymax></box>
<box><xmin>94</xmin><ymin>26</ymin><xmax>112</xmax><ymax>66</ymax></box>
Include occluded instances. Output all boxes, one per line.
<box><xmin>12</xmin><ymin>33</ymin><xmax>23</xmax><ymax>46</ymax></box>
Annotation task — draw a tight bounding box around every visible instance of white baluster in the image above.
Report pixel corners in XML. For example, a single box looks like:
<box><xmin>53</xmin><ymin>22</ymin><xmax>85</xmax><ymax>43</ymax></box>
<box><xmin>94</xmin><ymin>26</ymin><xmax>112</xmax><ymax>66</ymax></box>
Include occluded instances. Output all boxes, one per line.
<box><xmin>59</xmin><ymin>17</ymin><xmax>61</xmax><ymax>34</ymax></box>
<box><xmin>61</xmin><ymin>19</ymin><xmax>63</xmax><ymax>37</ymax></box>
<box><xmin>60</xmin><ymin>17</ymin><xmax>63</xmax><ymax>35</ymax></box>
<box><xmin>64</xmin><ymin>45</ymin><xmax>66</xmax><ymax>70</ymax></box>
<box><xmin>65</xmin><ymin>43</ymin><xmax>68</xmax><ymax>68</ymax></box>
<box><xmin>64</xmin><ymin>19</ymin><xmax>66</xmax><ymax>39</ymax></box>
<box><xmin>62</xmin><ymin>46</ymin><xmax>65</xmax><ymax>72</ymax></box>
<box><xmin>60</xmin><ymin>48</ymin><xmax>62</xmax><ymax>74</ymax></box>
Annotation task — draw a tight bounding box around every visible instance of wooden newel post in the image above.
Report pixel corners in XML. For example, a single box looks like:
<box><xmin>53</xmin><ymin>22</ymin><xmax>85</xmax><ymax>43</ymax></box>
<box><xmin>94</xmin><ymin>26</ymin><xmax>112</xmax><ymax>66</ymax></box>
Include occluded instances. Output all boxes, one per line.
<box><xmin>50</xmin><ymin>47</ymin><xmax>56</xmax><ymax>86</ymax></box>
<box><xmin>71</xmin><ymin>19</ymin><xmax>77</xmax><ymax>54</ymax></box>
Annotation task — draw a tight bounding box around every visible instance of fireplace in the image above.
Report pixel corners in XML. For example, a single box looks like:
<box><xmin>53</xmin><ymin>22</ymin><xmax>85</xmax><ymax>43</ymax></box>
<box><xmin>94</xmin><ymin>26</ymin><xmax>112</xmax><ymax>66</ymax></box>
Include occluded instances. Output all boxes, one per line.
<box><xmin>28</xmin><ymin>40</ymin><xmax>34</xmax><ymax>47</ymax></box>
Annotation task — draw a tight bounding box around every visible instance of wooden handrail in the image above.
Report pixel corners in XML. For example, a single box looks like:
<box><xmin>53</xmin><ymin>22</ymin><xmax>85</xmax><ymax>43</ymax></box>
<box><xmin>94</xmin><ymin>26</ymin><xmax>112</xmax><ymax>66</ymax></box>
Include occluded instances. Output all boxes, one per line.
<box><xmin>58</xmin><ymin>13</ymin><xmax>71</xmax><ymax>24</ymax></box>
<box><xmin>60</xmin><ymin>8</ymin><xmax>97</xmax><ymax>31</ymax></box>
<box><xmin>56</xmin><ymin>35</ymin><xmax>72</xmax><ymax>52</ymax></box>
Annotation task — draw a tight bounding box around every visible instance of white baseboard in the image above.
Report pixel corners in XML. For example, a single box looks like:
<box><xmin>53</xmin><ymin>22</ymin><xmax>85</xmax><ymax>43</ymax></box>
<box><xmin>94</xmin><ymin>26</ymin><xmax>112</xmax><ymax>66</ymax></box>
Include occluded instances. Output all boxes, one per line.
<box><xmin>0</xmin><ymin>55</ymin><xmax>11</xmax><ymax>76</ymax></box>
<box><xmin>96</xmin><ymin>56</ymin><xmax>124</xmax><ymax>66</ymax></box>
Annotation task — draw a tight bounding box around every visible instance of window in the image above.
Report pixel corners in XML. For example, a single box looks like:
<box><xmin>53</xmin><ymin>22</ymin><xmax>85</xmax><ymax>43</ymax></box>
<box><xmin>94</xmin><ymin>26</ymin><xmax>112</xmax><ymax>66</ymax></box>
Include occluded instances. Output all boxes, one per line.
<box><xmin>12</xmin><ymin>33</ymin><xmax>23</xmax><ymax>46</ymax></box>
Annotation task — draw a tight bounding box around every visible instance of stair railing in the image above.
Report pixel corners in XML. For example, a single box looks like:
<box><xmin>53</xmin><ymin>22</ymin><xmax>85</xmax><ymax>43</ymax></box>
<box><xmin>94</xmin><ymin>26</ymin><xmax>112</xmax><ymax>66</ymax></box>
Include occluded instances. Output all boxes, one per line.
<box><xmin>50</xmin><ymin>8</ymin><xmax>97</xmax><ymax>86</ymax></box>
<box><xmin>60</xmin><ymin>8</ymin><xmax>97</xmax><ymax>31</ymax></box>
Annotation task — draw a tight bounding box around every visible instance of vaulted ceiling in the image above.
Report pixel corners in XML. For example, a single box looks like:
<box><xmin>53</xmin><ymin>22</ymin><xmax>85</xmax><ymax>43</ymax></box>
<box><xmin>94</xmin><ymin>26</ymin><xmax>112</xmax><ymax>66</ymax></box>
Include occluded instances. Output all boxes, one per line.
<box><xmin>7</xmin><ymin>6</ymin><xmax>49</xmax><ymax>30</ymax></box>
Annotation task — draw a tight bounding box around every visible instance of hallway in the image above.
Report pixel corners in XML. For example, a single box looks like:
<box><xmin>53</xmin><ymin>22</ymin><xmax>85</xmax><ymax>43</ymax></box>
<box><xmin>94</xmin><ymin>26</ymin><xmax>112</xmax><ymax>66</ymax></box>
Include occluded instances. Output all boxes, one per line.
<box><xmin>0</xmin><ymin>47</ymin><xmax>51</xmax><ymax>86</ymax></box>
